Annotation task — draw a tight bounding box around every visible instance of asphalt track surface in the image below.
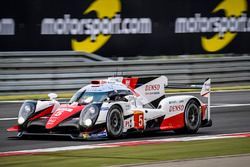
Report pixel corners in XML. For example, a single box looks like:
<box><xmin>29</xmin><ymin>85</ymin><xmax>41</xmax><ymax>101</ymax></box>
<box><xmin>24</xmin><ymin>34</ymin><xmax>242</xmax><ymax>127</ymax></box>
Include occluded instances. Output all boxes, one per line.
<box><xmin>0</xmin><ymin>90</ymin><xmax>250</xmax><ymax>152</ymax></box>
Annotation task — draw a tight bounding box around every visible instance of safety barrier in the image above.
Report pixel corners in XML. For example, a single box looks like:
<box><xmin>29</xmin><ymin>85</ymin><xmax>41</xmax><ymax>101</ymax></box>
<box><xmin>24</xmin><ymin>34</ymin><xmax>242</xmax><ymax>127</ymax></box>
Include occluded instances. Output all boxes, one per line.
<box><xmin>0</xmin><ymin>53</ymin><xmax>250</xmax><ymax>95</ymax></box>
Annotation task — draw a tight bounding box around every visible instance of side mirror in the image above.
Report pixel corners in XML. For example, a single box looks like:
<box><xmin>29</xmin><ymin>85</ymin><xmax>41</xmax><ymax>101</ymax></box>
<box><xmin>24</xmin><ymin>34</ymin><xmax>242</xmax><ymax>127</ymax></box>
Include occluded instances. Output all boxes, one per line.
<box><xmin>48</xmin><ymin>93</ymin><xmax>58</xmax><ymax>100</ymax></box>
<box><xmin>104</xmin><ymin>97</ymin><xmax>110</xmax><ymax>102</ymax></box>
<box><xmin>124</xmin><ymin>95</ymin><xmax>134</xmax><ymax>103</ymax></box>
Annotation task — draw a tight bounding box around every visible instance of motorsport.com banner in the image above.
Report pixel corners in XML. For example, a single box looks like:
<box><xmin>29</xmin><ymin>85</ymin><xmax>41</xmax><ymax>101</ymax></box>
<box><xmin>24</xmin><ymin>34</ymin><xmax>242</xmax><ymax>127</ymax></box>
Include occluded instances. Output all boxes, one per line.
<box><xmin>1</xmin><ymin>0</ymin><xmax>250</xmax><ymax>57</ymax></box>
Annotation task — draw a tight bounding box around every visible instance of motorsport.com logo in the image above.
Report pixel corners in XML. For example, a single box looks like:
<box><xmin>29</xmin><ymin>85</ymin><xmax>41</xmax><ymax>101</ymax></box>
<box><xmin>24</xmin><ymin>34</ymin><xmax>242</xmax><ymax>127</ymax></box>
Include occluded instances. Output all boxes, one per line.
<box><xmin>41</xmin><ymin>14</ymin><xmax>152</xmax><ymax>41</ymax></box>
<box><xmin>175</xmin><ymin>13</ymin><xmax>250</xmax><ymax>37</ymax></box>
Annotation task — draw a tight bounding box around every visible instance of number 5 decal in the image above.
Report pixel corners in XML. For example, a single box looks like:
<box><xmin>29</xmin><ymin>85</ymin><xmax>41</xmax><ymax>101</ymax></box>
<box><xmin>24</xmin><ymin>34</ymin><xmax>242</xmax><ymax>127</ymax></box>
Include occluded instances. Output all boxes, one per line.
<box><xmin>134</xmin><ymin>111</ymin><xmax>144</xmax><ymax>129</ymax></box>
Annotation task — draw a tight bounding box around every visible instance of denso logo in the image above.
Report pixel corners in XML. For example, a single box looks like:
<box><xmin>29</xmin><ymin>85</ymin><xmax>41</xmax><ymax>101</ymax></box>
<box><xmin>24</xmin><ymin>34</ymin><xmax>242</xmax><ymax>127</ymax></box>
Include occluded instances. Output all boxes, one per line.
<box><xmin>145</xmin><ymin>84</ymin><xmax>160</xmax><ymax>91</ymax></box>
<box><xmin>169</xmin><ymin>105</ymin><xmax>184</xmax><ymax>112</ymax></box>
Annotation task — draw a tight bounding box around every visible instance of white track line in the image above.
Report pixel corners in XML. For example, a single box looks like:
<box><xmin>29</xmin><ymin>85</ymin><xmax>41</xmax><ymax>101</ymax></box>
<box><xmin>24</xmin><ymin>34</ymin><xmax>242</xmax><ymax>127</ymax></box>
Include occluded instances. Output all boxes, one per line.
<box><xmin>167</xmin><ymin>89</ymin><xmax>250</xmax><ymax>95</ymax></box>
<box><xmin>211</xmin><ymin>104</ymin><xmax>250</xmax><ymax>108</ymax></box>
<box><xmin>0</xmin><ymin>117</ymin><xmax>17</xmax><ymax>121</ymax></box>
<box><xmin>0</xmin><ymin>101</ymin><xmax>24</xmax><ymax>103</ymax></box>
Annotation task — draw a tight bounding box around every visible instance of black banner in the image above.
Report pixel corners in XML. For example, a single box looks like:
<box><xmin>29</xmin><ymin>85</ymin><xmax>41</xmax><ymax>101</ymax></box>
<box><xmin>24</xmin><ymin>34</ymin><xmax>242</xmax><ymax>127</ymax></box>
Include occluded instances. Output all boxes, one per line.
<box><xmin>1</xmin><ymin>0</ymin><xmax>250</xmax><ymax>57</ymax></box>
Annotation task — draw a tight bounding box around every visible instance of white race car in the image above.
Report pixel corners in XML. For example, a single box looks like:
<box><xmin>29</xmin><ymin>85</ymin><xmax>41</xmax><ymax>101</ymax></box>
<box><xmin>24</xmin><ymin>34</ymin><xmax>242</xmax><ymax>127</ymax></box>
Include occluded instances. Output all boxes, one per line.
<box><xmin>8</xmin><ymin>76</ymin><xmax>212</xmax><ymax>139</ymax></box>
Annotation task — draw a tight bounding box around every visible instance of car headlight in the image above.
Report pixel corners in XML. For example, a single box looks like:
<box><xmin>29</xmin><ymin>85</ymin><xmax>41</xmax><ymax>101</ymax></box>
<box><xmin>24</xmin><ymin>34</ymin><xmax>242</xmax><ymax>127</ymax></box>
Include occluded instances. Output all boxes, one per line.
<box><xmin>79</xmin><ymin>104</ymin><xmax>100</xmax><ymax>128</ymax></box>
<box><xmin>18</xmin><ymin>101</ymin><xmax>36</xmax><ymax>125</ymax></box>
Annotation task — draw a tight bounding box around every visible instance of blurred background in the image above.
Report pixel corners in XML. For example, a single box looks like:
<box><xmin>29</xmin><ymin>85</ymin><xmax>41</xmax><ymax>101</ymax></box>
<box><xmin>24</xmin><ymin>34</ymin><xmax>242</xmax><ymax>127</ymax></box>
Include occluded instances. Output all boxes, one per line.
<box><xmin>1</xmin><ymin>0</ymin><xmax>250</xmax><ymax>96</ymax></box>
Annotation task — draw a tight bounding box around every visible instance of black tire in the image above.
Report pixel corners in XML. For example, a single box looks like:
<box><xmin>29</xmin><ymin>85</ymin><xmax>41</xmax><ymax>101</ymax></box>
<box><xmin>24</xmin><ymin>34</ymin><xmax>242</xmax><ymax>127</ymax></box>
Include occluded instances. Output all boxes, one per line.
<box><xmin>106</xmin><ymin>105</ymin><xmax>124</xmax><ymax>139</ymax></box>
<box><xmin>174</xmin><ymin>100</ymin><xmax>201</xmax><ymax>134</ymax></box>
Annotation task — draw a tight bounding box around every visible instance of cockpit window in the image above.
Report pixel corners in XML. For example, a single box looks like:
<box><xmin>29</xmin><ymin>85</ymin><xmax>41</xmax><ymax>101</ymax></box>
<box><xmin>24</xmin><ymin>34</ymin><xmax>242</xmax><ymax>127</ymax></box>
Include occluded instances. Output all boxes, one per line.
<box><xmin>69</xmin><ymin>91</ymin><xmax>110</xmax><ymax>104</ymax></box>
<box><xmin>69</xmin><ymin>89</ymin><xmax>133</xmax><ymax>104</ymax></box>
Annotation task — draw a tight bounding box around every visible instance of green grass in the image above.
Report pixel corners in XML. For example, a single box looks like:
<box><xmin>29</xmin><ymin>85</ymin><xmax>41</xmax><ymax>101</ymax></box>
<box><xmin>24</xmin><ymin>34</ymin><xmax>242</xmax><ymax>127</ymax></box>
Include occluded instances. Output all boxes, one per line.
<box><xmin>1</xmin><ymin>85</ymin><xmax>250</xmax><ymax>101</ymax></box>
<box><xmin>1</xmin><ymin>138</ymin><xmax>250</xmax><ymax>167</ymax></box>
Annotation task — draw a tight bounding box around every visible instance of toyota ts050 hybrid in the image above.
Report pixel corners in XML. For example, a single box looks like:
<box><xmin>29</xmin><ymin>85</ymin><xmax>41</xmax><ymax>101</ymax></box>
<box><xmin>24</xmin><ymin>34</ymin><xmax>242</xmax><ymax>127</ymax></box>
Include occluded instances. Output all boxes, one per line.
<box><xmin>8</xmin><ymin>76</ymin><xmax>212</xmax><ymax>139</ymax></box>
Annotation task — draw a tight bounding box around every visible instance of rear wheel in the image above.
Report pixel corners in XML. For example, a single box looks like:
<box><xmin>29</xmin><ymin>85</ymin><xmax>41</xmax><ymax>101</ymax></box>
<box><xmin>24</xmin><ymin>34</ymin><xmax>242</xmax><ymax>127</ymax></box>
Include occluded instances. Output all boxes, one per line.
<box><xmin>174</xmin><ymin>100</ymin><xmax>201</xmax><ymax>134</ymax></box>
<box><xmin>106</xmin><ymin>105</ymin><xmax>124</xmax><ymax>139</ymax></box>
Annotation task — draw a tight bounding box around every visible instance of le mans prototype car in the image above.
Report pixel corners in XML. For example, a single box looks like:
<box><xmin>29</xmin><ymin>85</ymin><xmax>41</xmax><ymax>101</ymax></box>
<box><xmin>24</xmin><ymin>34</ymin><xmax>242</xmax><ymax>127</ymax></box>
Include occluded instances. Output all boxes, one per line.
<box><xmin>8</xmin><ymin>76</ymin><xmax>212</xmax><ymax>139</ymax></box>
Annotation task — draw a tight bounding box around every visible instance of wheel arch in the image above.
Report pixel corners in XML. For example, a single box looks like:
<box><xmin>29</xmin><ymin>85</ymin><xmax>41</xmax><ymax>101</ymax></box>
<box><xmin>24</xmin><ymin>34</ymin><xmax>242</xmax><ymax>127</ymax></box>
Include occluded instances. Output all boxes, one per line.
<box><xmin>187</xmin><ymin>97</ymin><xmax>201</xmax><ymax>107</ymax></box>
<box><xmin>109</xmin><ymin>104</ymin><xmax>123</xmax><ymax>114</ymax></box>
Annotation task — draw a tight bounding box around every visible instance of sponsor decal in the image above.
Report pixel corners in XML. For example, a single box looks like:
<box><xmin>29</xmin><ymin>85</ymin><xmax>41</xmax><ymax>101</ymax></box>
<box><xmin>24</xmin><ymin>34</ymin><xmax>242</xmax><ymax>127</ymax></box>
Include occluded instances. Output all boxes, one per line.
<box><xmin>175</xmin><ymin>0</ymin><xmax>248</xmax><ymax>52</ymax></box>
<box><xmin>56</xmin><ymin>108</ymin><xmax>73</xmax><ymax>112</ymax></box>
<box><xmin>100</xmin><ymin>107</ymin><xmax>109</xmax><ymax>111</ymax></box>
<box><xmin>169</xmin><ymin>105</ymin><xmax>184</xmax><ymax>112</ymax></box>
<box><xmin>125</xmin><ymin>79</ymin><xmax>130</xmax><ymax>87</ymax></box>
<box><xmin>169</xmin><ymin>100</ymin><xmax>177</xmax><ymax>104</ymax></box>
<box><xmin>134</xmin><ymin>111</ymin><xmax>144</xmax><ymax>129</ymax></box>
<box><xmin>125</xmin><ymin>104</ymin><xmax>131</xmax><ymax>111</ymax></box>
<box><xmin>47</xmin><ymin>117</ymin><xmax>57</xmax><ymax>124</ymax></box>
<box><xmin>169</xmin><ymin>100</ymin><xmax>184</xmax><ymax>104</ymax></box>
<box><xmin>0</xmin><ymin>18</ymin><xmax>15</xmax><ymax>35</ymax></box>
<box><xmin>124</xmin><ymin>118</ymin><xmax>133</xmax><ymax>128</ymax></box>
<box><xmin>53</xmin><ymin>107</ymin><xmax>73</xmax><ymax>116</ymax></box>
<box><xmin>41</xmin><ymin>0</ymin><xmax>152</xmax><ymax>53</ymax></box>
<box><xmin>145</xmin><ymin>84</ymin><xmax>160</xmax><ymax>91</ymax></box>
<box><xmin>145</xmin><ymin>84</ymin><xmax>161</xmax><ymax>95</ymax></box>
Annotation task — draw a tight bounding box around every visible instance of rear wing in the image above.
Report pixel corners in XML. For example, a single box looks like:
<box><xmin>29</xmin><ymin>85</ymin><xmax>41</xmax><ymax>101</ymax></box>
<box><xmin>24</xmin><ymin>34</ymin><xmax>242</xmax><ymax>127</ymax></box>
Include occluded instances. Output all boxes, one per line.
<box><xmin>122</xmin><ymin>76</ymin><xmax>168</xmax><ymax>106</ymax></box>
<box><xmin>200</xmin><ymin>78</ymin><xmax>211</xmax><ymax>121</ymax></box>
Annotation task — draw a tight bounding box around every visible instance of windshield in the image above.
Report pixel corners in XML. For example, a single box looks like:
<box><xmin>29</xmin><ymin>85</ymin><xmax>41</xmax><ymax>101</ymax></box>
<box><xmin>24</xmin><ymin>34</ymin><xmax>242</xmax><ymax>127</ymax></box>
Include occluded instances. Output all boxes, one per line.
<box><xmin>69</xmin><ymin>91</ymin><xmax>110</xmax><ymax>104</ymax></box>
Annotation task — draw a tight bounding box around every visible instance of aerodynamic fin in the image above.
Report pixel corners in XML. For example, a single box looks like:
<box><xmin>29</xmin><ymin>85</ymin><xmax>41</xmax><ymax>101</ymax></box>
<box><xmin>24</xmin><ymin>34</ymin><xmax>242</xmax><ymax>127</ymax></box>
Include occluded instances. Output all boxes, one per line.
<box><xmin>200</xmin><ymin>78</ymin><xmax>211</xmax><ymax>97</ymax></box>
<box><xmin>200</xmin><ymin>78</ymin><xmax>211</xmax><ymax>121</ymax></box>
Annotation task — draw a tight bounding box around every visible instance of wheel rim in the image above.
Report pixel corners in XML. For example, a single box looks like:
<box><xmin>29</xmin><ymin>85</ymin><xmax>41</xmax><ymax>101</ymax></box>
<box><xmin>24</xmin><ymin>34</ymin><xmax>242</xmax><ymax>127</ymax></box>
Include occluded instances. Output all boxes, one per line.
<box><xmin>186</xmin><ymin>104</ymin><xmax>200</xmax><ymax>129</ymax></box>
<box><xmin>109</xmin><ymin>109</ymin><xmax>122</xmax><ymax>136</ymax></box>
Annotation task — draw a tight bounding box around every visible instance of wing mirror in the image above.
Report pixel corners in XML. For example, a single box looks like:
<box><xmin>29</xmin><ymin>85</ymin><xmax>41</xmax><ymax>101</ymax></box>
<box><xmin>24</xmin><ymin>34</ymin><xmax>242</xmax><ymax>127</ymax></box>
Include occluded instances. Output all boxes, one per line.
<box><xmin>104</xmin><ymin>97</ymin><xmax>111</xmax><ymax>102</ymax></box>
<box><xmin>125</xmin><ymin>95</ymin><xmax>134</xmax><ymax>102</ymax></box>
<box><xmin>48</xmin><ymin>93</ymin><xmax>58</xmax><ymax>100</ymax></box>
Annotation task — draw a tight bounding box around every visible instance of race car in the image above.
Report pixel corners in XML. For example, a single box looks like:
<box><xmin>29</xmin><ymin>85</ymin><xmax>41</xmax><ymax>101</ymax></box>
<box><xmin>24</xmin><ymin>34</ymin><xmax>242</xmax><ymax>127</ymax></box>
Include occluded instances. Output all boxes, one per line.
<box><xmin>7</xmin><ymin>76</ymin><xmax>212</xmax><ymax>139</ymax></box>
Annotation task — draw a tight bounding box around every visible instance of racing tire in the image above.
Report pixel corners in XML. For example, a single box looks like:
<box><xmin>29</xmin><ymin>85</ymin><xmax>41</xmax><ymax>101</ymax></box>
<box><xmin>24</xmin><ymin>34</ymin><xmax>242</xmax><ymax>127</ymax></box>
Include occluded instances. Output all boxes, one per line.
<box><xmin>106</xmin><ymin>105</ymin><xmax>124</xmax><ymax>139</ymax></box>
<box><xmin>174</xmin><ymin>100</ymin><xmax>201</xmax><ymax>134</ymax></box>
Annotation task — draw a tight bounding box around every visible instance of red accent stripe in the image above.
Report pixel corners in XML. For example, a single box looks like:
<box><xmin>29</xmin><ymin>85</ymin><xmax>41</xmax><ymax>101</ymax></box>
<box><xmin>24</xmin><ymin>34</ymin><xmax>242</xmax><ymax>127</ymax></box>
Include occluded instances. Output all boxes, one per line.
<box><xmin>201</xmin><ymin>104</ymin><xmax>207</xmax><ymax>120</ymax></box>
<box><xmin>122</xmin><ymin>77</ymin><xmax>139</xmax><ymax>89</ymax></box>
<box><xmin>201</xmin><ymin>91</ymin><xmax>209</xmax><ymax>97</ymax></box>
<box><xmin>122</xmin><ymin>77</ymin><xmax>140</xmax><ymax>97</ymax></box>
<box><xmin>7</xmin><ymin>125</ymin><xmax>20</xmax><ymax>132</ymax></box>
<box><xmin>0</xmin><ymin>152</ymin><xmax>35</xmax><ymax>157</ymax></box>
<box><xmin>223</xmin><ymin>133</ymin><xmax>250</xmax><ymax>137</ymax></box>
<box><xmin>160</xmin><ymin>112</ymin><xmax>184</xmax><ymax>130</ymax></box>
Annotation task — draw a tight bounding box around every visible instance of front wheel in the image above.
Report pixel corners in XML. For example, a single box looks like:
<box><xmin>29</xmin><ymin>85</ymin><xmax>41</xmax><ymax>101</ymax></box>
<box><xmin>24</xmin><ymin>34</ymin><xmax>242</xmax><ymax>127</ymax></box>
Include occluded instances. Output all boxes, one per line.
<box><xmin>174</xmin><ymin>100</ymin><xmax>201</xmax><ymax>134</ymax></box>
<box><xmin>106</xmin><ymin>105</ymin><xmax>124</xmax><ymax>139</ymax></box>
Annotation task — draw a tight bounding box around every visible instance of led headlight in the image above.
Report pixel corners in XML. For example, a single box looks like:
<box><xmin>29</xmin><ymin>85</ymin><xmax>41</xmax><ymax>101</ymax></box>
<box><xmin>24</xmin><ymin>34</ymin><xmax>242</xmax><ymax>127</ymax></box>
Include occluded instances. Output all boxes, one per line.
<box><xmin>18</xmin><ymin>101</ymin><xmax>36</xmax><ymax>125</ymax></box>
<box><xmin>84</xmin><ymin>119</ymin><xmax>92</xmax><ymax>127</ymax></box>
<box><xmin>79</xmin><ymin>104</ymin><xmax>100</xmax><ymax>128</ymax></box>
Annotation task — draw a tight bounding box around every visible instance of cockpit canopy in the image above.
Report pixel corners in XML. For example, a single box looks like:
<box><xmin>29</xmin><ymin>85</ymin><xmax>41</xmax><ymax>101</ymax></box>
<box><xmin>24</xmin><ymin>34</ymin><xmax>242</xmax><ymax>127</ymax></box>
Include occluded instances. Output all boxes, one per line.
<box><xmin>69</xmin><ymin>83</ymin><xmax>133</xmax><ymax>104</ymax></box>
